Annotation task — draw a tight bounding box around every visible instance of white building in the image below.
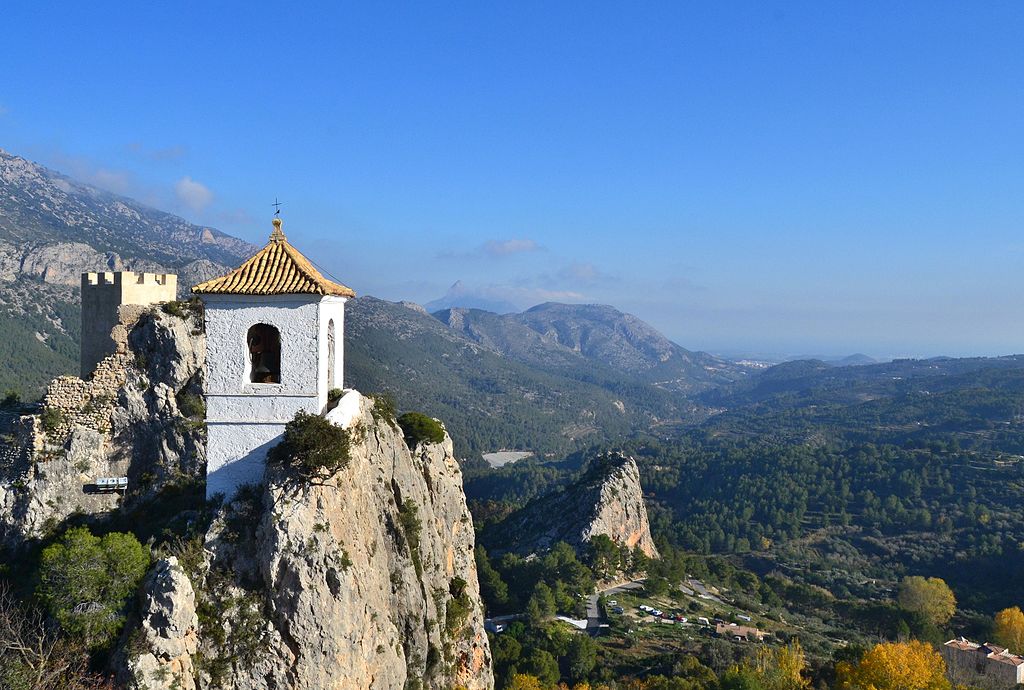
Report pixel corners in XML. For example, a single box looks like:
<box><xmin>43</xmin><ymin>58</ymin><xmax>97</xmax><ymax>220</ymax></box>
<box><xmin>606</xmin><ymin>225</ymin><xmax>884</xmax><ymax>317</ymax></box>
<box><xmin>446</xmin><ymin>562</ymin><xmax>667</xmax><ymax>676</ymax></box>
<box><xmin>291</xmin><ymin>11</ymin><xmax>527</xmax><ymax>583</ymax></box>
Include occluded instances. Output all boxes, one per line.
<box><xmin>193</xmin><ymin>216</ymin><xmax>355</xmax><ymax>498</ymax></box>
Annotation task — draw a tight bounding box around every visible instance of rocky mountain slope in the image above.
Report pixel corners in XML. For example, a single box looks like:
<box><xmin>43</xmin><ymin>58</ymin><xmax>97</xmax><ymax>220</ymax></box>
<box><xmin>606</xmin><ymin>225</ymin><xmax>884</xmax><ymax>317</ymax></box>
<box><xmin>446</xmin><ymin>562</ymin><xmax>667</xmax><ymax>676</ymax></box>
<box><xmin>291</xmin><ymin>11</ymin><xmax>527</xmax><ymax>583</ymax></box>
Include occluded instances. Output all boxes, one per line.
<box><xmin>436</xmin><ymin>302</ymin><xmax>747</xmax><ymax>394</ymax></box>
<box><xmin>481</xmin><ymin>452</ymin><xmax>659</xmax><ymax>559</ymax></box>
<box><xmin>0</xmin><ymin>149</ymin><xmax>252</xmax><ymax>270</ymax></box>
<box><xmin>0</xmin><ymin>149</ymin><xmax>255</xmax><ymax>396</ymax></box>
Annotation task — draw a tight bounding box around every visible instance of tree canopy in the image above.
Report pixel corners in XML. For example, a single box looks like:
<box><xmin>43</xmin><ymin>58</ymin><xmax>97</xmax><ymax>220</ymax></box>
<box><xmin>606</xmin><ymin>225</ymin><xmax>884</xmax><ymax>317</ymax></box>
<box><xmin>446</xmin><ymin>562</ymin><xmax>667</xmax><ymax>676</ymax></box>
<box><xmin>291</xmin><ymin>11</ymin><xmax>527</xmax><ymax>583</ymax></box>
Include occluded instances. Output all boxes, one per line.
<box><xmin>897</xmin><ymin>577</ymin><xmax>956</xmax><ymax>628</ymax></box>
<box><xmin>36</xmin><ymin>526</ymin><xmax>150</xmax><ymax>649</ymax></box>
<box><xmin>993</xmin><ymin>606</ymin><xmax>1024</xmax><ymax>653</ymax></box>
<box><xmin>836</xmin><ymin>641</ymin><xmax>949</xmax><ymax>690</ymax></box>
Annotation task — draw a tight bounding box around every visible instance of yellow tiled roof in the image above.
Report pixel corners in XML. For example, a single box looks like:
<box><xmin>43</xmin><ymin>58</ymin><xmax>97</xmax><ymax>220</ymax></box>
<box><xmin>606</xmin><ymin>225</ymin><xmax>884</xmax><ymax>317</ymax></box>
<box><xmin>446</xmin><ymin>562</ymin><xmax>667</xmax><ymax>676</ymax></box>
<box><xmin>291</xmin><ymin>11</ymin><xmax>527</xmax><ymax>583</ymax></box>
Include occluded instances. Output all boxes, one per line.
<box><xmin>192</xmin><ymin>218</ymin><xmax>355</xmax><ymax>297</ymax></box>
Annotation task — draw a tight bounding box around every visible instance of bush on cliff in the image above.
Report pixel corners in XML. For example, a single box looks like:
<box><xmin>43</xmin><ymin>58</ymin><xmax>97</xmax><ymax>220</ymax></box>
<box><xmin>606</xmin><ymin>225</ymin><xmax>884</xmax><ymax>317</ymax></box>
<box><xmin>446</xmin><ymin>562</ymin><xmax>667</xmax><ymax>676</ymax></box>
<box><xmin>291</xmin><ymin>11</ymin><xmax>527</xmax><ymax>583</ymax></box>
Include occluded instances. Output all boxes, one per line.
<box><xmin>397</xmin><ymin>412</ymin><xmax>445</xmax><ymax>448</ymax></box>
<box><xmin>269</xmin><ymin>411</ymin><xmax>352</xmax><ymax>477</ymax></box>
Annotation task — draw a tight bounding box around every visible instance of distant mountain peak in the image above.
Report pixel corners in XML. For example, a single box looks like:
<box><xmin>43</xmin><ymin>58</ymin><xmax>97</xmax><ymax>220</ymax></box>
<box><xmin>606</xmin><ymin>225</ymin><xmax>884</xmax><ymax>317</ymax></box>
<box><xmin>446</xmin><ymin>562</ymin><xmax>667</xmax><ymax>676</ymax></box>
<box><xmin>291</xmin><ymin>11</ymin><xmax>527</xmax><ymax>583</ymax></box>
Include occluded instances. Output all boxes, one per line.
<box><xmin>423</xmin><ymin>280</ymin><xmax>519</xmax><ymax>314</ymax></box>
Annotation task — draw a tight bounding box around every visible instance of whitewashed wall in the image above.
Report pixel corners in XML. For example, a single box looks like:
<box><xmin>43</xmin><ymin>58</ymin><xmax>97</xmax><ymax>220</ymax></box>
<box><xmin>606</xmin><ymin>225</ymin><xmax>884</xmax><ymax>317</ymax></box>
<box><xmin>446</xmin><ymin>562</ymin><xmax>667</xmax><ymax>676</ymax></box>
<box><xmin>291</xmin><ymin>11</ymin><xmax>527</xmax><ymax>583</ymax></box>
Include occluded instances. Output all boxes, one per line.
<box><xmin>317</xmin><ymin>297</ymin><xmax>347</xmax><ymax>410</ymax></box>
<box><xmin>203</xmin><ymin>293</ymin><xmax>330</xmax><ymax>498</ymax></box>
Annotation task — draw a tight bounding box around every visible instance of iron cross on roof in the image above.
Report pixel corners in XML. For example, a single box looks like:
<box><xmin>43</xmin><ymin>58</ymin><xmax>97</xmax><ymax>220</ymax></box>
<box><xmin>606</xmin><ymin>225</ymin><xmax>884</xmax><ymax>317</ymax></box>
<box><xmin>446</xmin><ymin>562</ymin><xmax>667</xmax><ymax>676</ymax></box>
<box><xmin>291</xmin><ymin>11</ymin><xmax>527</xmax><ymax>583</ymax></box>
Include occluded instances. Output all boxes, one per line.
<box><xmin>272</xmin><ymin>198</ymin><xmax>282</xmax><ymax>216</ymax></box>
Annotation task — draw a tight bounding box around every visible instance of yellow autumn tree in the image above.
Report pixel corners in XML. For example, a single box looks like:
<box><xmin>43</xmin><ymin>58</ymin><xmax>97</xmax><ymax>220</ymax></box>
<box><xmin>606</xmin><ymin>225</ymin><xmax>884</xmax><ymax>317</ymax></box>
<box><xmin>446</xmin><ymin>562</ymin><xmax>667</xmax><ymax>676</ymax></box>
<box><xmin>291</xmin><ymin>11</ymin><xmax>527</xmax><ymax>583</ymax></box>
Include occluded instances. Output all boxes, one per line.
<box><xmin>993</xmin><ymin>606</ymin><xmax>1024</xmax><ymax>652</ymax></box>
<box><xmin>897</xmin><ymin>576</ymin><xmax>956</xmax><ymax>627</ymax></box>
<box><xmin>752</xmin><ymin>640</ymin><xmax>812</xmax><ymax>690</ymax></box>
<box><xmin>507</xmin><ymin>674</ymin><xmax>546</xmax><ymax>690</ymax></box>
<box><xmin>836</xmin><ymin>640</ymin><xmax>950</xmax><ymax>690</ymax></box>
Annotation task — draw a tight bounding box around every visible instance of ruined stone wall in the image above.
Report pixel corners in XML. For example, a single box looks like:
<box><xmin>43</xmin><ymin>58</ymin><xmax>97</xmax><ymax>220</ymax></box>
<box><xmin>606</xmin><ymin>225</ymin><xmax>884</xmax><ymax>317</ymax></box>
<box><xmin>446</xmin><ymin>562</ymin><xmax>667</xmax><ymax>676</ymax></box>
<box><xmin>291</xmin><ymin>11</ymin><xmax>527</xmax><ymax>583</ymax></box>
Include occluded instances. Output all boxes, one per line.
<box><xmin>38</xmin><ymin>303</ymin><xmax>169</xmax><ymax>450</ymax></box>
<box><xmin>41</xmin><ymin>352</ymin><xmax>133</xmax><ymax>440</ymax></box>
<box><xmin>0</xmin><ymin>413</ymin><xmax>38</xmax><ymax>472</ymax></box>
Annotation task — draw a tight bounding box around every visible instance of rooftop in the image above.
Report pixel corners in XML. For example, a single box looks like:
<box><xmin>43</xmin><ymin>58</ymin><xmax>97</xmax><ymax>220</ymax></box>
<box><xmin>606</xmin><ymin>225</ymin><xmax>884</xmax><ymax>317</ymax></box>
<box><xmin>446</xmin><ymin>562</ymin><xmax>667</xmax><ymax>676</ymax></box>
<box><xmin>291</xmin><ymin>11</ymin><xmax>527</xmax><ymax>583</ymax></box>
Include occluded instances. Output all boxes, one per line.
<box><xmin>192</xmin><ymin>217</ymin><xmax>355</xmax><ymax>297</ymax></box>
<box><xmin>945</xmin><ymin>638</ymin><xmax>1024</xmax><ymax>667</ymax></box>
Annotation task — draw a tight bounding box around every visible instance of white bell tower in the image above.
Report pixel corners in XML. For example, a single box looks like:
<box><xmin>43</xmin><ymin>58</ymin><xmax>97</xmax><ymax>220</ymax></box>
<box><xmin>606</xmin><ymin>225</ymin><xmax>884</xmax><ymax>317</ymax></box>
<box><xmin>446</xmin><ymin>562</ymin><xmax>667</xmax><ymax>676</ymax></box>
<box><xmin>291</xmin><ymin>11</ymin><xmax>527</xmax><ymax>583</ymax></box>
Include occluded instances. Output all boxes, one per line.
<box><xmin>193</xmin><ymin>216</ymin><xmax>355</xmax><ymax>498</ymax></box>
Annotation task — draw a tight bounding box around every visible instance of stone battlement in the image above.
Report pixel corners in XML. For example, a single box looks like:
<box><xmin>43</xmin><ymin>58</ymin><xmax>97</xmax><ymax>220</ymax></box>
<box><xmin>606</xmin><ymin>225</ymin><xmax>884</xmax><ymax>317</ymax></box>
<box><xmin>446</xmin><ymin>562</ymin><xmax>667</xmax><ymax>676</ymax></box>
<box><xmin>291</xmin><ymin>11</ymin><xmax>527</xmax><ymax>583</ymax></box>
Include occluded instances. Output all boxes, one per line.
<box><xmin>80</xmin><ymin>271</ymin><xmax>177</xmax><ymax>377</ymax></box>
<box><xmin>82</xmin><ymin>271</ymin><xmax>177</xmax><ymax>289</ymax></box>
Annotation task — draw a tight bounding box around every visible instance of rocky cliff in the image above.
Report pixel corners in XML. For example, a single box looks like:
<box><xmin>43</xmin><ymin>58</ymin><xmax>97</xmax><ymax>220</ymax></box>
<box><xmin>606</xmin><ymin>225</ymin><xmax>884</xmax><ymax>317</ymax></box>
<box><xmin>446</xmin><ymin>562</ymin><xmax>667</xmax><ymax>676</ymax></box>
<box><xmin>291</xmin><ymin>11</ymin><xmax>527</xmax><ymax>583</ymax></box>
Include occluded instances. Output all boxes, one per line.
<box><xmin>126</xmin><ymin>394</ymin><xmax>493</xmax><ymax>690</ymax></box>
<box><xmin>484</xmin><ymin>452</ymin><xmax>659</xmax><ymax>560</ymax></box>
<box><xmin>0</xmin><ymin>298</ymin><xmax>494</xmax><ymax>688</ymax></box>
<box><xmin>0</xmin><ymin>304</ymin><xmax>205</xmax><ymax>547</ymax></box>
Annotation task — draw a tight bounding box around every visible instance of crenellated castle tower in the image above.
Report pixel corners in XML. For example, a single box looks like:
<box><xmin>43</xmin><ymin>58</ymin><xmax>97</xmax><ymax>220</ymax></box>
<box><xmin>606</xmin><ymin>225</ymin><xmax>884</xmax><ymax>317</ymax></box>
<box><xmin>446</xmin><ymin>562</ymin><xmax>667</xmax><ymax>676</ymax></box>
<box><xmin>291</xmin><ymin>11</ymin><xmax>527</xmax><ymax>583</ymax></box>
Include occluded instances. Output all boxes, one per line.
<box><xmin>80</xmin><ymin>271</ymin><xmax>177</xmax><ymax>377</ymax></box>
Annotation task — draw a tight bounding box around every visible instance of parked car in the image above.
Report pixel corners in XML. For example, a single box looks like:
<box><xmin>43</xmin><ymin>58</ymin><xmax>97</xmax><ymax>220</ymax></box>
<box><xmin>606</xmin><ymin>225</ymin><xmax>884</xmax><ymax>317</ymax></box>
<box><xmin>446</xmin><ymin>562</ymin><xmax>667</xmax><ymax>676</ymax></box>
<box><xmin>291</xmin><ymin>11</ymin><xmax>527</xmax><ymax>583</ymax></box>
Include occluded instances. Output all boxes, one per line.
<box><xmin>737</xmin><ymin>614</ymin><xmax>752</xmax><ymax>622</ymax></box>
<box><xmin>697</xmin><ymin>617</ymin><xmax>711</xmax><ymax>626</ymax></box>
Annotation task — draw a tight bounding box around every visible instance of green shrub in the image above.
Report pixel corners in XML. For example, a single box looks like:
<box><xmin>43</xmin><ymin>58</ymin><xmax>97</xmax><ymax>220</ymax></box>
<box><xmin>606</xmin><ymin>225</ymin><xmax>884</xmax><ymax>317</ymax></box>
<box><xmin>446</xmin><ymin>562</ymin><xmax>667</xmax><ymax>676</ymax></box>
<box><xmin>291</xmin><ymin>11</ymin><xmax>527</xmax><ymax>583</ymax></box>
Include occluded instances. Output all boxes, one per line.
<box><xmin>369</xmin><ymin>393</ymin><xmax>398</xmax><ymax>427</ymax></box>
<box><xmin>161</xmin><ymin>297</ymin><xmax>204</xmax><ymax>320</ymax></box>
<box><xmin>39</xmin><ymin>406</ymin><xmax>65</xmax><ymax>433</ymax></box>
<box><xmin>36</xmin><ymin>526</ymin><xmax>150</xmax><ymax>650</ymax></box>
<box><xmin>268</xmin><ymin>411</ymin><xmax>352</xmax><ymax>478</ymax></box>
<box><xmin>161</xmin><ymin>300</ymin><xmax>187</xmax><ymax>318</ymax></box>
<box><xmin>1</xmin><ymin>390</ymin><xmax>20</xmax><ymax>408</ymax></box>
<box><xmin>445</xmin><ymin>576</ymin><xmax>472</xmax><ymax>634</ymax></box>
<box><xmin>398</xmin><ymin>500</ymin><xmax>423</xmax><ymax>575</ymax></box>
<box><xmin>328</xmin><ymin>387</ymin><xmax>343</xmax><ymax>402</ymax></box>
<box><xmin>177</xmin><ymin>392</ymin><xmax>206</xmax><ymax>419</ymax></box>
<box><xmin>397</xmin><ymin>412</ymin><xmax>444</xmax><ymax>448</ymax></box>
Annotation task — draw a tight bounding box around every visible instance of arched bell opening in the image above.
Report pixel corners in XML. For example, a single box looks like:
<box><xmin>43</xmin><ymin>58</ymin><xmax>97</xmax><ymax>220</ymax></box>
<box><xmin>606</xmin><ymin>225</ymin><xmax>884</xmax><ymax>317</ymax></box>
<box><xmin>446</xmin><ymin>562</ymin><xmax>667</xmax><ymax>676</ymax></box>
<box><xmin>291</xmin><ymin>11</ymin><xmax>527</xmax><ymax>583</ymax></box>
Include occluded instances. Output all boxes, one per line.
<box><xmin>247</xmin><ymin>323</ymin><xmax>281</xmax><ymax>383</ymax></box>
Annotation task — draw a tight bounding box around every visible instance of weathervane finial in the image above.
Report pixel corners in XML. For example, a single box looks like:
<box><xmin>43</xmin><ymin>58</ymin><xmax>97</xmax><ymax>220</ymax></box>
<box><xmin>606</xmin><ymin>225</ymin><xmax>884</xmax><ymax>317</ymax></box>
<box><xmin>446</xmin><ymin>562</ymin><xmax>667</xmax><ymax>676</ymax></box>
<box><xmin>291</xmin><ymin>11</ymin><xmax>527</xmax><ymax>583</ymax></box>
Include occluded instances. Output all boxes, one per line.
<box><xmin>269</xmin><ymin>198</ymin><xmax>286</xmax><ymax>242</ymax></box>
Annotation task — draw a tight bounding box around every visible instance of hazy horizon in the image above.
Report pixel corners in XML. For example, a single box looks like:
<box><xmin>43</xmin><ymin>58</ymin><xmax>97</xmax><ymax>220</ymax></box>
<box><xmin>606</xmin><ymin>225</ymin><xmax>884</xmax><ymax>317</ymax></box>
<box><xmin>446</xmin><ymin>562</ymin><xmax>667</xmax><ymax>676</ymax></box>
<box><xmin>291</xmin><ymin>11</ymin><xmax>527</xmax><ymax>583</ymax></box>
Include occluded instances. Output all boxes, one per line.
<box><xmin>3</xmin><ymin>3</ymin><xmax>1022</xmax><ymax>359</ymax></box>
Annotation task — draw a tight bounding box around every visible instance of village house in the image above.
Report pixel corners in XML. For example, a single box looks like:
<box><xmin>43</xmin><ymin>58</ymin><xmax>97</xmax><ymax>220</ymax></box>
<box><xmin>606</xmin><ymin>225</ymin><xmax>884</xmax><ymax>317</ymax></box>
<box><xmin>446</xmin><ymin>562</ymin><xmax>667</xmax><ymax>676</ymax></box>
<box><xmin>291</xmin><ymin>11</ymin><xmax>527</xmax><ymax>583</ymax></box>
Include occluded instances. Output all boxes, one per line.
<box><xmin>943</xmin><ymin>637</ymin><xmax>1024</xmax><ymax>687</ymax></box>
<box><xmin>715</xmin><ymin>622</ymin><xmax>766</xmax><ymax>642</ymax></box>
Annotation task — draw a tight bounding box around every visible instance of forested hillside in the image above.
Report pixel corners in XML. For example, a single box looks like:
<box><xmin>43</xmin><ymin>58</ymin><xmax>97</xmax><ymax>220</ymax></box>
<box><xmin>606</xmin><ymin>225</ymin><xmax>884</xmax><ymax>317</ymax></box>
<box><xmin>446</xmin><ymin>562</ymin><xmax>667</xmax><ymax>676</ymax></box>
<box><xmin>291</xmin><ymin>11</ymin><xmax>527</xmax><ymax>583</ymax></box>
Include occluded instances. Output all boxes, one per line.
<box><xmin>467</xmin><ymin>357</ymin><xmax>1024</xmax><ymax>614</ymax></box>
<box><xmin>345</xmin><ymin>296</ymin><xmax>705</xmax><ymax>458</ymax></box>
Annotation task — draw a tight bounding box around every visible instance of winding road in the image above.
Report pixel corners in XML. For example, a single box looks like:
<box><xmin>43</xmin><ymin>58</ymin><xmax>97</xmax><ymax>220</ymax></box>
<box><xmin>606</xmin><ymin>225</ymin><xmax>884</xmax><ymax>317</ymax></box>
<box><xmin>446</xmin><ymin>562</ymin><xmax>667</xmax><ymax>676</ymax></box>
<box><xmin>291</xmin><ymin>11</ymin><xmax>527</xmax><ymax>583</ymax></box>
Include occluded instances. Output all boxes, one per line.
<box><xmin>585</xmin><ymin>580</ymin><xmax>644</xmax><ymax>632</ymax></box>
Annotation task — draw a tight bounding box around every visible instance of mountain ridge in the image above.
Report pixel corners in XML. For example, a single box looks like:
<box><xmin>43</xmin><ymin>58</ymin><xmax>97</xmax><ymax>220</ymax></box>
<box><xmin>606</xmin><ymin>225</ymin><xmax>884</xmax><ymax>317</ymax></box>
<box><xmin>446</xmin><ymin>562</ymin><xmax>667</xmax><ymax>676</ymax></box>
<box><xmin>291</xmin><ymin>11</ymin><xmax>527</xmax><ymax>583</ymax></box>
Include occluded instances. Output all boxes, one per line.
<box><xmin>434</xmin><ymin>301</ymin><xmax>749</xmax><ymax>395</ymax></box>
<box><xmin>0</xmin><ymin>149</ymin><xmax>256</xmax><ymax>394</ymax></box>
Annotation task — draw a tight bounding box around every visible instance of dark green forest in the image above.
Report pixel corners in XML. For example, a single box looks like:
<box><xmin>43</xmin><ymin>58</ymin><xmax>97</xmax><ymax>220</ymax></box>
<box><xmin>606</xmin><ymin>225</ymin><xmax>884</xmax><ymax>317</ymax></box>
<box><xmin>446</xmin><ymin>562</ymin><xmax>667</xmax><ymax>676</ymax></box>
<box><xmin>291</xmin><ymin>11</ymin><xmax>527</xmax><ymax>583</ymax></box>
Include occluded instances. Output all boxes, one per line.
<box><xmin>466</xmin><ymin>359</ymin><xmax>1024</xmax><ymax>616</ymax></box>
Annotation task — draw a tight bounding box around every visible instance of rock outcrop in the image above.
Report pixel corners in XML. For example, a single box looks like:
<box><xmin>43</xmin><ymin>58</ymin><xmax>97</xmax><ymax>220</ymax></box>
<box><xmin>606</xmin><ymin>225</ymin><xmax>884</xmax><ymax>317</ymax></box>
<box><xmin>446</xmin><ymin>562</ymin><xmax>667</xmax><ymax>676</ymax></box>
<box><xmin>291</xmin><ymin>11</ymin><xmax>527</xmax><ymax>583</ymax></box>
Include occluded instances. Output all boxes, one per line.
<box><xmin>125</xmin><ymin>557</ymin><xmax>200</xmax><ymax>690</ymax></box>
<box><xmin>0</xmin><ymin>305</ymin><xmax>206</xmax><ymax>547</ymax></box>
<box><xmin>485</xmin><ymin>452</ymin><xmax>659</xmax><ymax>559</ymax></box>
<box><xmin>184</xmin><ymin>395</ymin><xmax>493</xmax><ymax>689</ymax></box>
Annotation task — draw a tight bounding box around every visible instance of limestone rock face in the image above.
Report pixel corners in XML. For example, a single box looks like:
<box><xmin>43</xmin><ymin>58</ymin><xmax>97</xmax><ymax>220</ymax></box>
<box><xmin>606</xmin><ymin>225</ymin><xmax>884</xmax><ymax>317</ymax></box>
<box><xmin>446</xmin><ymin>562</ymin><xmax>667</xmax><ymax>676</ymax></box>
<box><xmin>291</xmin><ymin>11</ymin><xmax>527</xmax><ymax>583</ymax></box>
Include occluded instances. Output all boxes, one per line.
<box><xmin>0</xmin><ymin>307</ymin><xmax>205</xmax><ymax>547</ymax></box>
<box><xmin>199</xmin><ymin>396</ymin><xmax>493</xmax><ymax>690</ymax></box>
<box><xmin>19</xmin><ymin>241</ymin><xmax>124</xmax><ymax>285</ymax></box>
<box><xmin>487</xmin><ymin>452</ymin><xmax>659</xmax><ymax>559</ymax></box>
<box><xmin>126</xmin><ymin>557</ymin><xmax>199</xmax><ymax>690</ymax></box>
<box><xmin>577</xmin><ymin>455</ymin><xmax>659</xmax><ymax>558</ymax></box>
<box><xmin>0</xmin><ymin>426</ymin><xmax>126</xmax><ymax>542</ymax></box>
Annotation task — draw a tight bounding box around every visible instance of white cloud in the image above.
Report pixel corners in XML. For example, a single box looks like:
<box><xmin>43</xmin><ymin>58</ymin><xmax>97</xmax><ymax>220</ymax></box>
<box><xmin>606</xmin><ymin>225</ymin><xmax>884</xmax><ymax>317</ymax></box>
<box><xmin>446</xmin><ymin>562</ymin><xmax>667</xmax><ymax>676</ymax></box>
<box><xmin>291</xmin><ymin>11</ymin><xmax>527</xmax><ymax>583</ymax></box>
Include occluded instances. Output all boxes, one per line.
<box><xmin>88</xmin><ymin>168</ymin><xmax>133</xmax><ymax>195</ymax></box>
<box><xmin>482</xmin><ymin>239</ymin><xmax>540</xmax><ymax>257</ymax></box>
<box><xmin>174</xmin><ymin>176</ymin><xmax>213</xmax><ymax>212</ymax></box>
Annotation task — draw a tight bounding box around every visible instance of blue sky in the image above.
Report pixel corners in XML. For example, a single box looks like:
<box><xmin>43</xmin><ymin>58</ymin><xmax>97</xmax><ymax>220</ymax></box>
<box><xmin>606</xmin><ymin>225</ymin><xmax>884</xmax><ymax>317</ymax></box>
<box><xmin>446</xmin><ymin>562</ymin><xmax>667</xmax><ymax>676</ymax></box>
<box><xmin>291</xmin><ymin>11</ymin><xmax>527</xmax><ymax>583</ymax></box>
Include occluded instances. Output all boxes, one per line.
<box><xmin>2</xmin><ymin>2</ymin><xmax>1023</xmax><ymax>358</ymax></box>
